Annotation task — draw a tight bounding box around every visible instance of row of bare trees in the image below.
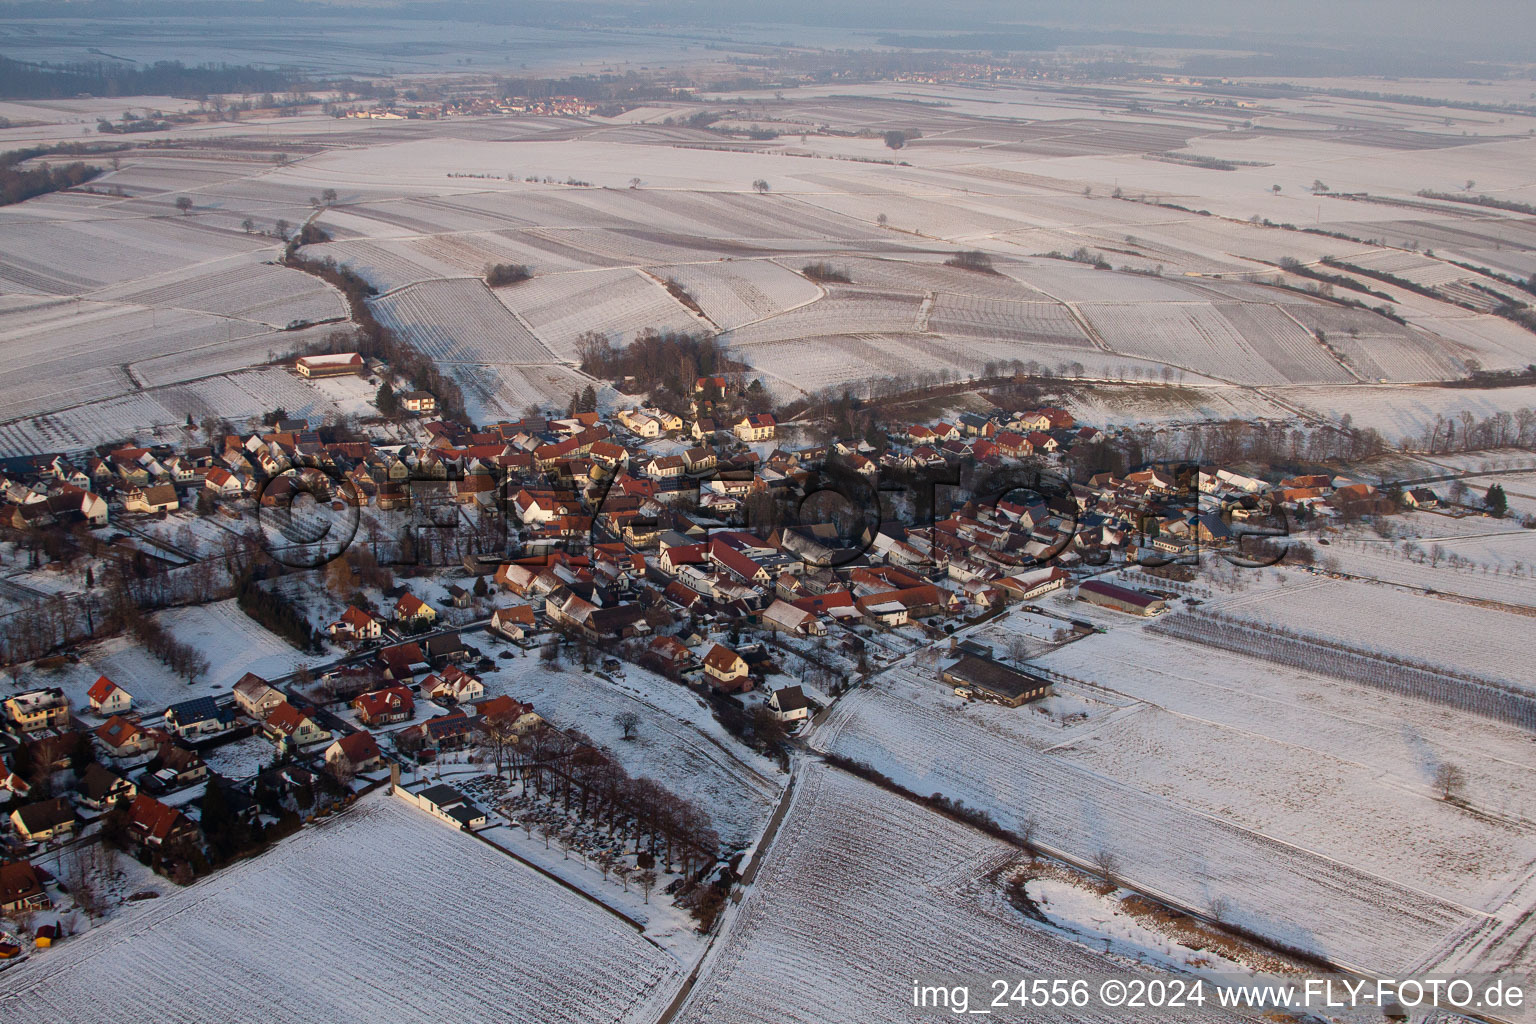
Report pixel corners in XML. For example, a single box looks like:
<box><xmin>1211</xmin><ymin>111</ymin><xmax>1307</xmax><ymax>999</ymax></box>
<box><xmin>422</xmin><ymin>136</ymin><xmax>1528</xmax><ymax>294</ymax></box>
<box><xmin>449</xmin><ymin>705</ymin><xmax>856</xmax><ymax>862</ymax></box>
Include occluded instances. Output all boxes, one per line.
<box><xmin>485</xmin><ymin>722</ymin><xmax>720</xmax><ymax>876</ymax></box>
<box><xmin>1412</xmin><ymin>407</ymin><xmax>1536</xmax><ymax>453</ymax></box>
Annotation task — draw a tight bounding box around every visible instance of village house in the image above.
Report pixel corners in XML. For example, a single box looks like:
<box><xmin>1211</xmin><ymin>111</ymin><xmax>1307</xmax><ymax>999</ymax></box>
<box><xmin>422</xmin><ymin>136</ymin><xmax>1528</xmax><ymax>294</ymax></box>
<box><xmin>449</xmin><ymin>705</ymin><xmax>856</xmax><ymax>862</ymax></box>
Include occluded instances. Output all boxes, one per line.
<box><xmin>3</xmin><ymin>688</ymin><xmax>70</xmax><ymax>734</ymax></box>
<box><xmin>10</xmin><ymin>796</ymin><xmax>76</xmax><ymax>844</ymax></box>
<box><xmin>702</xmin><ymin>644</ymin><xmax>752</xmax><ymax>693</ymax></box>
<box><xmin>126</xmin><ymin>792</ymin><xmax>199</xmax><ymax>849</ymax></box>
<box><xmin>325</xmin><ymin>732</ymin><xmax>384</xmax><ymax>776</ymax></box>
<box><xmin>262</xmin><ymin>701</ymin><xmax>333</xmax><ymax>751</ymax></box>
<box><xmin>0</xmin><ymin>860</ymin><xmax>50</xmax><ymax>914</ymax></box>
<box><xmin>0</xmin><ymin>758</ymin><xmax>30</xmax><ymax>802</ymax></box>
<box><xmin>202</xmin><ymin>466</ymin><xmax>246</xmax><ymax>498</ymax></box>
<box><xmin>164</xmin><ymin>696</ymin><xmax>235</xmax><ymax>738</ymax></box>
<box><xmin>401</xmin><ymin>390</ymin><xmax>437</xmax><ymax>414</ymax></box>
<box><xmin>647</xmin><ymin>635</ymin><xmax>694</xmax><ymax>670</ymax></box>
<box><xmin>77</xmin><ymin>763</ymin><xmax>136</xmax><ymax>811</ymax></box>
<box><xmin>352</xmin><ymin>685</ymin><xmax>415</xmax><ymax>726</ymax></box>
<box><xmin>768</xmin><ymin>684</ymin><xmax>811</xmax><ymax>723</ymax></box>
<box><xmin>329</xmin><ymin>605</ymin><xmax>383</xmax><ymax>641</ymax></box>
<box><xmin>734</xmin><ymin>413</ymin><xmax>776</xmax><ymax>442</ymax></box>
<box><xmin>123</xmin><ymin>483</ymin><xmax>180</xmax><ymax>514</ymax></box>
<box><xmin>393</xmin><ymin>592</ymin><xmax>438</xmax><ymax>626</ymax></box>
<box><xmin>232</xmin><ymin>673</ymin><xmax>286</xmax><ymax>720</ymax></box>
<box><xmin>490</xmin><ymin>604</ymin><xmax>537</xmax><ymax>641</ymax></box>
<box><xmin>86</xmin><ymin>675</ymin><xmax>133</xmax><ymax>716</ymax></box>
<box><xmin>143</xmin><ymin>741</ymin><xmax>208</xmax><ymax>792</ymax></box>
<box><xmin>94</xmin><ymin>716</ymin><xmax>161</xmax><ymax>758</ymax></box>
<box><xmin>761</xmin><ymin>598</ymin><xmax>826</xmax><ymax>635</ymax></box>
<box><xmin>423</xmin><ymin>665</ymin><xmax>485</xmax><ymax>704</ymax></box>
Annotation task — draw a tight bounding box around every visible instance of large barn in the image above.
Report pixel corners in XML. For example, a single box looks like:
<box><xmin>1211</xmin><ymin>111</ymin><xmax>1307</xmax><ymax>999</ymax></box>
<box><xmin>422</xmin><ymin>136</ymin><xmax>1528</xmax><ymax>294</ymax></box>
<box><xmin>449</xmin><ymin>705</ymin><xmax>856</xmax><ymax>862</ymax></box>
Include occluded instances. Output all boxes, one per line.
<box><xmin>1076</xmin><ymin>580</ymin><xmax>1167</xmax><ymax>616</ymax></box>
<box><xmin>940</xmin><ymin>655</ymin><xmax>1053</xmax><ymax>707</ymax></box>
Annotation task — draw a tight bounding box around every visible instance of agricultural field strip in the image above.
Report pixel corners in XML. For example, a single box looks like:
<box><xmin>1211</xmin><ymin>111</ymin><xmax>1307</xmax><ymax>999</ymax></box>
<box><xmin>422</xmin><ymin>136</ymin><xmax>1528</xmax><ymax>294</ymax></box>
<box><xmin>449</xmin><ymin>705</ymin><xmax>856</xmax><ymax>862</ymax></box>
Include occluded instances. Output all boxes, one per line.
<box><xmin>1210</xmin><ymin>578</ymin><xmax>1535</xmax><ymax>692</ymax></box>
<box><xmin>677</xmin><ymin>761</ymin><xmax>1248</xmax><ymax>1024</ymax></box>
<box><xmin>810</xmin><ymin>661</ymin><xmax>1480</xmax><ymax>972</ymax></box>
<box><xmin>0</xmin><ymin>796</ymin><xmax>684</xmax><ymax>1024</ymax></box>
<box><xmin>371</xmin><ymin>278</ymin><xmax>562</xmax><ymax>365</ymax></box>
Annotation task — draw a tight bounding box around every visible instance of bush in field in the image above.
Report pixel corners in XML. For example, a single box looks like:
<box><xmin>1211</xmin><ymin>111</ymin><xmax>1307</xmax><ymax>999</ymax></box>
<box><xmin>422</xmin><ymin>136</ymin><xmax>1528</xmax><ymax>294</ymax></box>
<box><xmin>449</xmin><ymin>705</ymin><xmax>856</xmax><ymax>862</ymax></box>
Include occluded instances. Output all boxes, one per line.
<box><xmin>945</xmin><ymin>250</ymin><xmax>997</xmax><ymax>274</ymax></box>
<box><xmin>801</xmin><ymin>262</ymin><xmax>851</xmax><ymax>284</ymax></box>
<box><xmin>485</xmin><ymin>263</ymin><xmax>532</xmax><ymax>288</ymax></box>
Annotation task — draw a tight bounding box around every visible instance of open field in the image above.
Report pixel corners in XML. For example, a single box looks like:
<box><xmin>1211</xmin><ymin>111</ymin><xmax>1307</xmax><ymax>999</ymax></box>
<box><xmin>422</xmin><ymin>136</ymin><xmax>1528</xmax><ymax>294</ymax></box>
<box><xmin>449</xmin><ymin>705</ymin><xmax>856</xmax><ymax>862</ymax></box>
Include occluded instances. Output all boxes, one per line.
<box><xmin>0</xmin><ymin>365</ymin><xmax>374</xmax><ymax>456</ymax></box>
<box><xmin>808</xmin><ymin>640</ymin><xmax>1529</xmax><ymax>973</ymax></box>
<box><xmin>676</xmin><ymin>761</ymin><xmax>1246</xmax><ymax>1024</ymax></box>
<box><xmin>1211</xmin><ymin>576</ymin><xmax>1536</xmax><ymax>691</ymax></box>
<box><xmin>0</xmin><ymin>795</ymin><xmax>683</xmax><ymax>1024</ymax></box>
<box><xmin>3</xmin><ymin>76</ymin><xmax>1536</xmax><ymax>442</ymax></box>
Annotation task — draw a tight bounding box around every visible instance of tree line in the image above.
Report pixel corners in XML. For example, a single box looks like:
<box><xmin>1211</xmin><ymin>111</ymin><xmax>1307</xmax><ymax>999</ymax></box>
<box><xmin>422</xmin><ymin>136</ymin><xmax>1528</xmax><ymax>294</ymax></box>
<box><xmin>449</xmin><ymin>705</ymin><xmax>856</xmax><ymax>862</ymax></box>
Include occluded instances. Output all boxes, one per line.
<box><xmin>577</xmin><ymin>328</ymin><xmax>743</xmax><ymax>408</ymax></box>
<box><xmin>0</xmin><ymin>148</ymin><xmax>100</xmax><ymax>206</ymax></box>
<box><xmin>283</xmin><ymin>254</ymin><xmax>467</xmax><ymax>422</ymax></box>
<box><xmin>0</xmin><ymin>56</ymin><xmax>305</xmax><ymax>100</ymax></box>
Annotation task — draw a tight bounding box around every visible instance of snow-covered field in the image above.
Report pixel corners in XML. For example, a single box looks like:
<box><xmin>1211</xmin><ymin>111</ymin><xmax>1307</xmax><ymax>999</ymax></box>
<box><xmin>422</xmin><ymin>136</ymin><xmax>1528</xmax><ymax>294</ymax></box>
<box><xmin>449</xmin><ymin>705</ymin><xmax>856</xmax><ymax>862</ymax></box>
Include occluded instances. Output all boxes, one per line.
<box><xmin>0</xmin><ymin>365</ymin><xmax>368</xmax><ymax>456</ymax></box>
<box><xmin>1212</xmin><ymin>576</ymin><xmax>1536</xmax><ymax>691</ymax></box>
<box><xmin>481</xmin><ymin>657</ymin><xmax>783</xmax><ymax>848</ymax></box>
<box><xmin>808</xmin><ymin>650</ymin><xmax>1515</xmax><ymax>974</ymax></box>
<box><xmin>676</xmin><ymin>762</ymin><xmax>1246</xmax><ymax>1024</ymax></box>
<box><xmin>0</xmin><ymin>795</ymin><xmax>683</xmax><ymax>1024</ymax></box>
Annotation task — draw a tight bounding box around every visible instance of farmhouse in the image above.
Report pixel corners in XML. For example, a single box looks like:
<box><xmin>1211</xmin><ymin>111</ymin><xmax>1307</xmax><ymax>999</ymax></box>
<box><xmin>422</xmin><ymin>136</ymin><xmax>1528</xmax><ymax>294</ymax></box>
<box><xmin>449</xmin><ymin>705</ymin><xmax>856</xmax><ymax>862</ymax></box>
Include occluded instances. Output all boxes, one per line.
<box><xmin>1077</xmin><ymin>580</ymin><xmax>1167</xmax><ymax>616</ymax></box>
<box><xmin>86</xmin><ymin>675</ymin><xmax>133</xmax><ymax>715</ymax></box>
<box><xmin>941</xmin><ymin>655</ymin><xmax>1053</xmax><ymax>707</ymax></box>
<box><xmin>295</xmin><ymin>352</ymin><xmax>363</xmax><ymax>377</ymax></box>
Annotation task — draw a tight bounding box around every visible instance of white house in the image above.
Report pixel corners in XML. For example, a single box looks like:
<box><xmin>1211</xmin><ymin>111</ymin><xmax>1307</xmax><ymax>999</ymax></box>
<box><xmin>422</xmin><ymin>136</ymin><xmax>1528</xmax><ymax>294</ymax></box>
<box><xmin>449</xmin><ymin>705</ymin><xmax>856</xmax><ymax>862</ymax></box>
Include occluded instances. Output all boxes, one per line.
<box><xmin>86</xmin><ymin>675</ymin><xmax>132</xmax><ymax>715</ymax></box>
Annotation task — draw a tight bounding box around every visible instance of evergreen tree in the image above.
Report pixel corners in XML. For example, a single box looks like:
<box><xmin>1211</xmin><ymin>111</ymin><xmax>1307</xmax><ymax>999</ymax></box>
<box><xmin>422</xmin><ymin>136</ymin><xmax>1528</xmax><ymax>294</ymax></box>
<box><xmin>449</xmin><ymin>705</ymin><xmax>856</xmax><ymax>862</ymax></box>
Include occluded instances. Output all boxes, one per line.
<box><xmin>1487</xmin><ymin>483</ymin><xmax>1508</xmax><ymax>517</ymax></box>
<box><xmin>580</xmin><ymin>384</ymin><xmax>598</xmax><ymax>413</ymax></box>
<box><xmin>376</xmin><ymin>380</ymin><xmax>399</xmax><ymax>417</ymax></box>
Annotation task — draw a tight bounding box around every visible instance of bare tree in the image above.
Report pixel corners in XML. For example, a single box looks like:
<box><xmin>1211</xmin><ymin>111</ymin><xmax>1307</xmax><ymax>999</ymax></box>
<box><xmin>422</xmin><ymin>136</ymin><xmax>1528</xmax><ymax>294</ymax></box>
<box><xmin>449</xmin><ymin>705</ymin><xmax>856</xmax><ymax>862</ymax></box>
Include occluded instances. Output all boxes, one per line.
<box><xmin>1092</xmin><ymin>849</ymin><xmax>1120</xmax><ymax>887</ymax></box>
<box><xmin>614</xmin><ymin>711</ymin><xmax>641</xmax><ymax>741</ymax></box>
<box><xmin>637</xmin><ymin>868</ymin><xmax>658</xmax><ymax>904</ymax></box>
<box><xmin>175</xmin><ymin>196</ymin><xmax>193</xmax><ymax>215</ymax></box>
<box><xmin>1434</xmin><ymin>763</ymin><xmax>1466</xmax><ymax>802</ymax></box>
<box><xmin>751</xmin><ymin>179</ymin><xmax>770</xmax><ymax>194</ymax></box>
